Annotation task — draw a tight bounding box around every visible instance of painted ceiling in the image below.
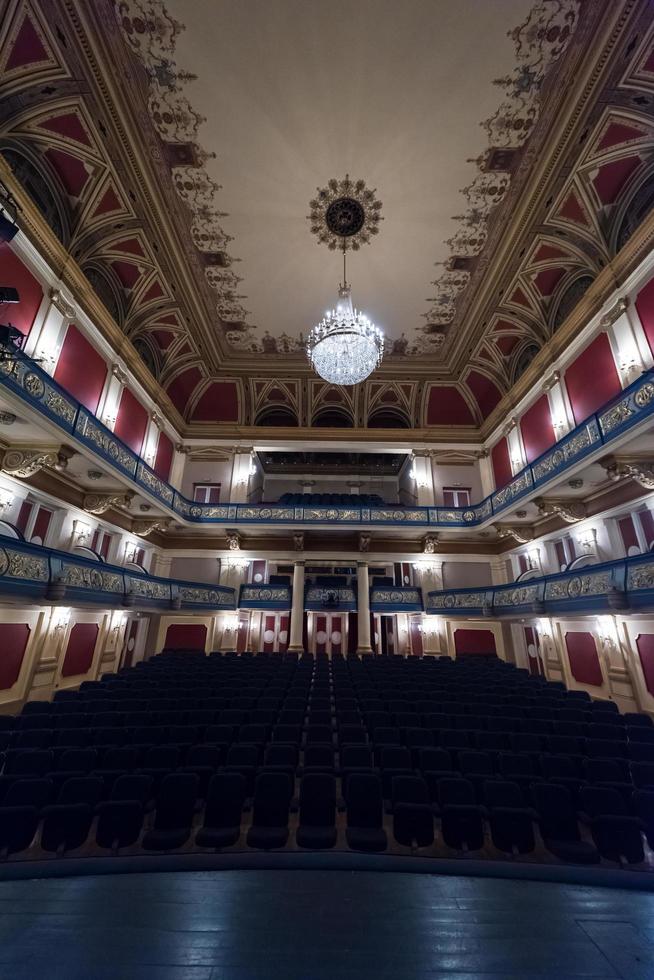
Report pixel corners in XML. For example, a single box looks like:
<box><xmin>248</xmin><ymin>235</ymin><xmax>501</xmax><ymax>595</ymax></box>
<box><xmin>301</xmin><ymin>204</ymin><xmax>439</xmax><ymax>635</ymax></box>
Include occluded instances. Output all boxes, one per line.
<box><xmin>1</xmin><ymin>0</ymin><xmax>654</xmax><ymax>428</ymax></box>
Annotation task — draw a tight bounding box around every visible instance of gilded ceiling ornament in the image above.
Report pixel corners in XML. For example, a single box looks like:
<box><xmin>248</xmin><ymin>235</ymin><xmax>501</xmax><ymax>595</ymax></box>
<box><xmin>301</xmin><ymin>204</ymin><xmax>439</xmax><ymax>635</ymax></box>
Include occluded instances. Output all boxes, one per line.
<box><xmin>308</xmin><ymin>176</ymin><xmax>382</xmax><ymax>252</ymax></box>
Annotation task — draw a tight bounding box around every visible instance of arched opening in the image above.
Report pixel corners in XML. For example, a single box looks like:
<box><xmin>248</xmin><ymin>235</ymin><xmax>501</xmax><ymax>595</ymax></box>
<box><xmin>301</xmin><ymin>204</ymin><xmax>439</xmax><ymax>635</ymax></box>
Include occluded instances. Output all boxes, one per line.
<box><xmin>132</xmin><ymin>335</ymin><xmax>161</xmax><ymax>380</ymax></box>
<box><xmin>312</xmin><ymin>408</ymin><xmax>354</xmax><ymax>428</ymax></box>
<box><xmin>368</xmin><ymin>407</ymin><xmax>411</xmax><ymax>429</ymax></box>
<box><xmin>613</xmin><ymin>165</ymin><xmax>654</xmax><ymax>254</ymax></box>
<box><xmin>551</xmin><ymin>275</ymin><xmax>594</xmax><ymax>332</ymax></box>
<box><xmin>255</xmin><ymin>406</ymin><xmax>298</xmax><ymax>427</ymax></box>
<box><xmin>83</xmin><ymin>263</ymin><xmax>126</xmax><ymax>329</ymax></box>
<box><xmin>510</xmin><ymin>343</ymin><xmax>539</xmax><ymax>384</ymax></box>
<box><xmin>1</xmin><ymin>144</ymin><xmax>69</xmax><ymax>245</ymax></box>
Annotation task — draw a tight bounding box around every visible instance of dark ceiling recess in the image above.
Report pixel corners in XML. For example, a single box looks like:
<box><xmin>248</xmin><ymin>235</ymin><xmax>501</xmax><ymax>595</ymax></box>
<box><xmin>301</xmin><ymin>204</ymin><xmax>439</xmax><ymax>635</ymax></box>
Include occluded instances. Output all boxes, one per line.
<box><xmin>257</xmin><ymin>451</ymin><xmax>408</xmax><ymax>476</ymax></box>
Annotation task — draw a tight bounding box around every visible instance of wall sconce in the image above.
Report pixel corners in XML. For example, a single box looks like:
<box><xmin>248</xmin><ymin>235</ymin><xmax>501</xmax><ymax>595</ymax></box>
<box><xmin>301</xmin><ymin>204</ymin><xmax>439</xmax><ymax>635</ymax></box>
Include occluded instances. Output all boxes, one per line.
<box><xmin>35</xmin><ymin>348</ymin><xmax>57</xmax><ymax>373</ymax></box>
<box><xmin>596</xmin><ymin>616</ymin><xmax>617</xmax><ymax>649</ymax></box>
<box><xmin>226</xmin><ymin>557</ymin><xmax>249</xmax><ymax>571</ymax></box>
<box><xmin>52</xmin><ymin>608</ymin><xmax>70</xmax><ymax>634</ymax></box>
<box><xmin>579</xmin><ymin>530</ymin><xmax>596</xmax><ymax>554</ymax></box>
<box><xmin>223</xmin><ymin>613</ymin><xmax>239</xmax><ymax>633</ymax></box>
<box><xmin>0</xmin><ymin>488</ymin><xmax>14</xmax><ymax>513</ymax></box>
<box><xmin>73</xmin><ymin>520</ymin><xmax>91</xmax><ymax>546</ymax></box>
<box><xmin>511</xmin><ymin>457</ymin><xmax>522</xmax><ymax>471</ymax></box>
<box><xmin>104</xmin><ymin>412</ymin><xmax>117</xmax><ymax>428</ymax></box>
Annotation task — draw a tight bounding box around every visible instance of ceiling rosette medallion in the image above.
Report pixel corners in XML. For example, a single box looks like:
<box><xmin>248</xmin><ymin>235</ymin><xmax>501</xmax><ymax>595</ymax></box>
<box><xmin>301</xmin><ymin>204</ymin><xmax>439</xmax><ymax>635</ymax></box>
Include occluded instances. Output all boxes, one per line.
<box><xmin>307</xmin><ymin>176</ymin><xmax>383</xmax><ymax>252</ymax></box>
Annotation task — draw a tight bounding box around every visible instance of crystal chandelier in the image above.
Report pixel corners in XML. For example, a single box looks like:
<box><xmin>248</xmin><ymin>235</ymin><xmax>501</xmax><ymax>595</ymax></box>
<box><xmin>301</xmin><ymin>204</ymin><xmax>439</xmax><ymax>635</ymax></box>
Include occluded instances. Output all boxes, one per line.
<box><xmin>307</xmin><ymin>266</ymin><xmax>384</xmax><ymax>386</ymax></box>
<box><xmin>306</xmin><ymin>175</ymin><xmax>384</xmax><ymax>385</ymax></box>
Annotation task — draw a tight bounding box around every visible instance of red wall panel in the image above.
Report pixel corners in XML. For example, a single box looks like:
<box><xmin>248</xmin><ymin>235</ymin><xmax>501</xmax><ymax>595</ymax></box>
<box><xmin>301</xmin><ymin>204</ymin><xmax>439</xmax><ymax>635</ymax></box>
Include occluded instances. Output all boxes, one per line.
<box><xmin>564</xmin><ymin>631</ymin><xmax>603</xmax><ymax>687</ymax></box>
<box><xmin>564</xmin><ymin>333</ymin><xmax>621</xmax><ymax>424</ymax></box>
<box><xmin>0</xmin><ymin>245</ymin><xmax>43</xmax><ymax>337</ymax></box>
<box><xmin>29</xmin><ymin>505</ymin><xmax>51</xmax><ymax>545</ymax></box>
<box><xmin>153</xmin><ymin>431</ymin><xmax>174</xmax><ymax>481</ymax></box>
<box><xmin>331</xmin><ymin>615</ymin><xmax>342</xmax><ymax>656</ymax></box>
<box><xmin>636</xmin><ymin>634</ymin><xmax>654</xmax><ymax>696</ymax></box>
<box><xmin>637</xmin><ymin>509</ymin><xmax>654</xmax><ymax>549</ymax></box>
<box><xmin>466</xmin><ymin>371</ymin><xmax>502</xmax><ymax>419</ymax></box>
<box><xmin>278</xmin><ymin>614</ymin><xmax>289</xmax><ymax>654</ymax></box>
<box><xmin>0</xmin><ymin>624</ymin><xmax>30</xmax><ymax>689</ymax></box>
<box><xmin>54</xmin><ymin>325</ymin><xmax>107</xmax><ymax>413</ymax></box>
<box><xmin>164</xmin><ymin>623</ymin><xmax>207</xmax><ymax>651</ymax></box>
<box><xmin>454</xmin><ymin>629</ymin><xmax>496</xmax><ymax>656</ymax></box>
<box><xmin>190</xmin><ymin>381</ymin><xmax>239</xmax><ymax>423</ymax></box>
<box><xmin>618</xmin><ymin>515</ymin><xmax>640</xmax><ymax>555</ymax></box>
<box><xmin>113</xmin><ymin>387</ymin><xmax>148</xmax><ymax>454</ymax></box>
<box><xmin>491</xmin><ymin>437</ymin><xmax>512</xmax><ymax>490</ymax></box>
<box><xmin>636</xmin><ymin>277</ymin><xmax>654</xmax><ymax>356</ymax></box>
<box><xmin>426</xmin><ymin>386</ymin><xmax>476</xmax><ymax>425</ymax></box>
<box><xmin>410</xmin><ymin>620</ymin><xmax>423</xmax><ymax>657</ymax></box>
<box><xmin>62</xmin><ymin>623</ymin><xmax>99</xmax><ymax>677</ymax></box>
<box><xmin>520</xmin><ymin>394</ymin><xmax>556</xmax><ymax>463</ymax></box>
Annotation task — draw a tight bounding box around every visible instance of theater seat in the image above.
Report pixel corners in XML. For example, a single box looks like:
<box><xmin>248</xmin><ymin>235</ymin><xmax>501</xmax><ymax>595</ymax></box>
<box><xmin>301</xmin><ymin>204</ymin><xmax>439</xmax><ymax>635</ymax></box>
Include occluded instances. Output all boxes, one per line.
<box><xmin>296</xmin><ymin>773</ymin><xmax>337</xmax><ymax>849</ymax></box>
<box><xmin>195</xmin><ymin>773</ymin><xmax>245</xmax><ymax>849</ymax></box>
<box><xmin>142</xmin><ymin>773</ymin><xmax>198</xmax><ymax>851</ymax></box>
<box><xmin>391</xmin><ymin>776</ymin><xmax>434</xmax><ymax>848</ymax></box>
<box><xmin>96</xmin><ymin>801</ymin><xmax>144</xmax><ymax>851</ymax></box>
<box><xmin>0</xmin><ymin>805</ymin><xmax>39</xmax><ymax>855</ymax></box>
<box><xmin>246</xmin><ymin>772</ymin><xmax>292</xmax><ymax>849</ymax></box>
<box><xmin>532</xmin><ymin>783</ymin><xmax>598</xmax><ymax>864</ymax></box>
<box><xmin>345</xmin><ymin>772</ymin><xmax>387</xmax><ymax>852</ymax></box>
<box><xmin>41</xmin><ymin>803</ymin><xmax>93</xmax><ymax>854</ymax></box>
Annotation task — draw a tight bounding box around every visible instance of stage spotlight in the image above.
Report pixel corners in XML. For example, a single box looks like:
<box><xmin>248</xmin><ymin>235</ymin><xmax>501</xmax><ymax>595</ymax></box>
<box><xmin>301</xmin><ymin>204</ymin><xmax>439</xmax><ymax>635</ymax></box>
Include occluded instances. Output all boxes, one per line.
<box><xmin>0</xmin><ymin>323</ymin><xmax>24</xmax><ymax>356</ymax></box>
<box><xmin>0</xmin><ymin>287</ymin><xmax>19</xmax><ymax>304</ymax></box>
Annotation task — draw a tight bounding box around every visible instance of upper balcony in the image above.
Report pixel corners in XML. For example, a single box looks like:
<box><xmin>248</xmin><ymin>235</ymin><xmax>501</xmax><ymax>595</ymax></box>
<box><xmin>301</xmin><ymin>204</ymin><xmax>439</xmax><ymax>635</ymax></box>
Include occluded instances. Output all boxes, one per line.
<box><xmin>1</xmin><ymin>349</ymin><xmax>653</xmax><ymax>532</ymax></box>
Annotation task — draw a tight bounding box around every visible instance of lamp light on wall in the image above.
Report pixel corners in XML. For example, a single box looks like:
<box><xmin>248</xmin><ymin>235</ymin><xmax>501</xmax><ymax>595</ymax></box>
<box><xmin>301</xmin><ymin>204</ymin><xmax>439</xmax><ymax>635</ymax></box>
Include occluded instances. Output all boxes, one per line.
<box><xmin>596</xmin><ymin>615</ymin><xmax>617</xmax><ymax>650</ymax></box>
<box><xmin>223</xmin><ymin>613</ymin><xmax>239</xmax><ymax>634</ymax></box>
<box><xmin>578</xmin><ymin>528</ymin><xmax>597</xmax><ymax>554</ymax></box>
<box><xmin>0</xmin><ymin>487</ymin><xmax>14</xmax><ymax>513</ymax></box>
<box><xmin>52</xmin><ymin>608</ymin><xmax>70</xmax><ymax>634</ymax></box>
<box><xmin>72</xmin><ymin>519</ymin><xmax>91</xmax><ymax>547</ymax></box>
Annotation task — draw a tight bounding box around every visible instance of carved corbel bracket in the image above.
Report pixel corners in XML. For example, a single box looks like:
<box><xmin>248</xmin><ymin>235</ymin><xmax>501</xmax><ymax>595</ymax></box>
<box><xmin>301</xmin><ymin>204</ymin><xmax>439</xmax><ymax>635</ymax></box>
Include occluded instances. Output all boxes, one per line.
<box><xmin>358</xmin><ymin>532</ymin><xmax>371</xmax><ymax>553</ymax></box>
<box><xmin>422</xmin><ymin>534</ymin><xmax>438</xmax><ymax>554</ymax></box>
<box><xmin>602</xmin><ymin>456</ymin><xmax>654</xmax><ymax>490</ymax></box>
<box><xmin>535</xmin><ymin>497</ymin><xmax>586</xmax><ymax>523</ymax></box>
<box><xmin>1</xmin><ymin>447</ymin><xmax>63</xmax><ymax>478</ymax></box>
<box><xmin>494</xmin><ymin>524</ymin><xmax>533</xmax><ymax>544</ymax></box>
<box><xmin>132</xmin><ymin>517</ymin><xmax>171</xmax><ymax>537</ymax></box>
<box><xmin>226</xmin><ymin>529</ymin><xmax>240</xmax><ymax>551</ymax></box>
<box><xmin>48</xmin><ymin>288</ymin><xmax>76</xmax><ymax>318</ymax></box>
<box><xmin>83</xmin><ymin>491</ymin><xmax>134</xmax><ymax>515</ymax></box>
<box><xmin>293</xmin><ymin>531</ymin><xmax>304</xmax><ymax>552</ymax></box>
<box><xmin>599</xmin><ymin>296</ymin><xmax>629</xmax><ymax>328</ymax></box>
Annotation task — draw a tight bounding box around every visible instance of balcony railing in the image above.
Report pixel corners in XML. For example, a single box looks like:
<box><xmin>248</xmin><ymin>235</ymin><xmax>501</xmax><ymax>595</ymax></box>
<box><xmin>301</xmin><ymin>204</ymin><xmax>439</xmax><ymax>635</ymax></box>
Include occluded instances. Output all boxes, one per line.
<box><xmin>426</xmin><ymin>551</ymin><xmax>654</xmax><ymax>616</ymax></box>
<box><xmin>0</xmin><ymin>535</ymin><xmax>236</xmax><ymax>610</ymax></box>
<box><xmin>2</xmin><ymin>350</ymin><xmax>653</xmax><ymax>529</ymax></box>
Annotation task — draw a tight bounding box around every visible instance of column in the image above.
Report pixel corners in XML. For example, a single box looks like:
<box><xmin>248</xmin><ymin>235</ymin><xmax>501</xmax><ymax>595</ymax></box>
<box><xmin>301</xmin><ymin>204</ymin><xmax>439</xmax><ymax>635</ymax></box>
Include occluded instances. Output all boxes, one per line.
<box><xmin>288</xmin><ymin>560</ymin><xmax>305</xmax><ymax>653</ymax></box>
<box><xmin>23</xmin><ymin>288</ymin><xmax>71</xmax><ymax>368</ymax></box>
<box><xmin>142</xmin><ymin>413</ymin><xmax>163</xmax><ymax>468</ymax></box>
<box><xmin>168</xmin><ymin>445</ymin><xmax>186</xmax><ymax>491</ymax></box>
<box><xmin>356</xmin><ymin>561</ymin><xmax>372</xmax><ymax>655</ymax></box>
<box><xmin>412</xmin><ymin>452</ymin><xmax>435</xmax><ymax>507</ymax></box>
<box><xmin>544</xmin><ymin>371</ymin><xmax>573</xmax><ymax>438</ymax></box>
<box><xmin>477</xmin><ymin>450</ymin><xmax>494</xmax><ymax>500</ymax></box>
<box><xmin>230</xmin><ymin>448</ymin><xmax>254</xmax><ymax>503</ymax></box>
<box><xmin>97</xmin><ymin>365</ymin><xmax>126</xmax><ymax>429</ymax></box>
